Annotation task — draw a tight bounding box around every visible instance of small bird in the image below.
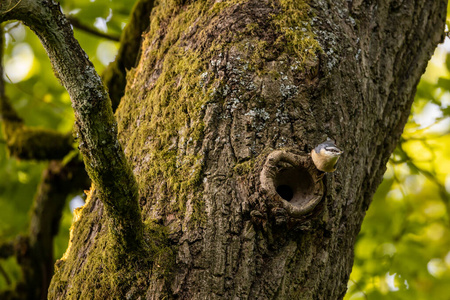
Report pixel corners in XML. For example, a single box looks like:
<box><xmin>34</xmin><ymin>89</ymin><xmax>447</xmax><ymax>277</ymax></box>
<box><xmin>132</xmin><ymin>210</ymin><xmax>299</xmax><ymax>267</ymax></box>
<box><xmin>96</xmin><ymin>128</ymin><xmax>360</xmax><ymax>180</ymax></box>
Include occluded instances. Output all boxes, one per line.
<box><xmin>311</xmin><ymin>138</ymin><xmax>343</xmax><ymax>173</ymax></box>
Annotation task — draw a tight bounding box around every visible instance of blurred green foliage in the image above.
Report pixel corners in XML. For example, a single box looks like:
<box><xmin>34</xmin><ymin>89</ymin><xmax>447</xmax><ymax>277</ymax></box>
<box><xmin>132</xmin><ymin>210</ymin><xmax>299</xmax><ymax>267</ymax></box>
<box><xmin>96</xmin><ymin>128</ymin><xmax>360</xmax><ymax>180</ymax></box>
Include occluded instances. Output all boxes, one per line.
<box><xmin>345</xmin><ymin>7</ymin><xmax>450</xmax><ymax>300</ymax></box>
<box><xmin>0</xmin><ymin>0</ymin><xmax>449</xmax><ymax>298</ymax></box>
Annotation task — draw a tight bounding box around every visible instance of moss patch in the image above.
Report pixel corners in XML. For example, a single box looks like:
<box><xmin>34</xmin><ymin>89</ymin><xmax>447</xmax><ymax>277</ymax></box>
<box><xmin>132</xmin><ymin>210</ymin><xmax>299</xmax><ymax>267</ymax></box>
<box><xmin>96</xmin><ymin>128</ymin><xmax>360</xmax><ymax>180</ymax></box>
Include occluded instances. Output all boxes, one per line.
<box><xmin>118</xmin><ymin>0</ymin><xmax>234</xmax><ymax>224</ymax></box>
<box><xmin>52</xmin><ymin>193</ymin><xmax>178</xmax><ymax>299</ymax></box>
<box><xmin>234</xmin><ymin>159</ymin><xmax>255</xmax><ymax>176</ymax></box>
<box><xmin>272</xmin><ymin>0</ymin><xmax>322</xmax><ymax>63</ymax></box>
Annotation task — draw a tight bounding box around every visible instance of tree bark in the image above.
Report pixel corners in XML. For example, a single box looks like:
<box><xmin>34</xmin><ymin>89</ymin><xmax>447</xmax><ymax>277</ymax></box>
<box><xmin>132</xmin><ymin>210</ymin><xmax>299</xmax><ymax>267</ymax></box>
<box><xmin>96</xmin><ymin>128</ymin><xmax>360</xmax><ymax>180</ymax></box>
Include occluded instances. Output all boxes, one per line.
<box><xmin>43</xmin><ymin>0</ymin><xmax>447</xmax><ymax>299</ymax></box>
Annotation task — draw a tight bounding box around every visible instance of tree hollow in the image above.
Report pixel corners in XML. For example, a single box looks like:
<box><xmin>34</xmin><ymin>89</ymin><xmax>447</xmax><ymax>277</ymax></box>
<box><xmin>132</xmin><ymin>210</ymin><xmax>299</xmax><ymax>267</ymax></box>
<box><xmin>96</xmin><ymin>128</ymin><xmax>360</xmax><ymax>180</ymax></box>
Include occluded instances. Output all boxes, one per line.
<box><xmin>260</xmin><ymin>150</ymin><xmax>324</xmax><ymax>217</ymax></box>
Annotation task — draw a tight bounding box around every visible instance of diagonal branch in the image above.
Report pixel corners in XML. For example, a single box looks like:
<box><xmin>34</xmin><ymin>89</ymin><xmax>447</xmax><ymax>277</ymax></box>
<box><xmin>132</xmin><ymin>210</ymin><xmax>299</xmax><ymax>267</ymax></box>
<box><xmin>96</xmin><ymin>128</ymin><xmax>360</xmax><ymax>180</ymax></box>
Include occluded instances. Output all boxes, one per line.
<box><xmin>67</xmin><ymin>15</ymin><xmax>120</xmax><ymax>41</ymax></box>
<box><xmin>0</xmin><ymin>0</ymin><xmax>145</xmax><ymax>254</ymax></box>
<box><xmin>1</xmin><ymin>26</ymin><xmax>91</xmax><ymax>299</ymax></box>
<box><xmin>0</xmin><ymin>263</ymin><xmax>11</xmax><ymax>286</ymax></box>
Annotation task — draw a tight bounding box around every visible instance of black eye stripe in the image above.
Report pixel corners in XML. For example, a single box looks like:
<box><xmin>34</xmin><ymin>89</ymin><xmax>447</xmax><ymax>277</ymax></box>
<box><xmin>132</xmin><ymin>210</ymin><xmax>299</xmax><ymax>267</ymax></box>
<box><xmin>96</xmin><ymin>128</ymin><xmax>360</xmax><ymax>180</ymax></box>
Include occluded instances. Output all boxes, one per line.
<box><xmin>325</xmin><ymin>147</ymin><xmax>341</xmax><ymax>153</ymax></box>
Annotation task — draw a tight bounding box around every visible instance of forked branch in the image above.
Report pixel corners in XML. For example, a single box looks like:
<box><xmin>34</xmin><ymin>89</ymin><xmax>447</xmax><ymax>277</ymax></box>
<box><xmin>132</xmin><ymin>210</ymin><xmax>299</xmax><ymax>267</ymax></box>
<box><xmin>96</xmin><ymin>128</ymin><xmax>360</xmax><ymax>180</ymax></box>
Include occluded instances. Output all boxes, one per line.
<box><xmin>0</xmin><ymin>0</ymin><xmax>145</xmax><ymax>254</ymax></box>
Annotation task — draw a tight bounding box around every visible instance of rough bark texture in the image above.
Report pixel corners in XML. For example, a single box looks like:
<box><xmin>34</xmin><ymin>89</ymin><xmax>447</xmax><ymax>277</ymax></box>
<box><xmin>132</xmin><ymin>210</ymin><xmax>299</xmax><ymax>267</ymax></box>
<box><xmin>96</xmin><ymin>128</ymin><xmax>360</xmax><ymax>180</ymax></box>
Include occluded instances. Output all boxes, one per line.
<box><xmin>48</xmin><ymin>0</ymin><xmax>446</xmax><ymax>299</ymax></box>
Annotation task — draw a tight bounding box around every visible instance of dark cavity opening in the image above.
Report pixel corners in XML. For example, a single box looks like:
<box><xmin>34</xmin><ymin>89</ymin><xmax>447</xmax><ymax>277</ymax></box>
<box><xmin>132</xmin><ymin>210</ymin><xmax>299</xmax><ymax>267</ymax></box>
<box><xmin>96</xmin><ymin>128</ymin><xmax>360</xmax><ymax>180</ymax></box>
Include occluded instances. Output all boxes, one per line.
<box><xmin>274</xmin><ymin>165</ymin><xmax>314</xmax><ymax>206</ymax></box>
<box><xmin>276</xmin><ymin>185</ymin><xmax>294</xmax><ymax>201</ymax></box>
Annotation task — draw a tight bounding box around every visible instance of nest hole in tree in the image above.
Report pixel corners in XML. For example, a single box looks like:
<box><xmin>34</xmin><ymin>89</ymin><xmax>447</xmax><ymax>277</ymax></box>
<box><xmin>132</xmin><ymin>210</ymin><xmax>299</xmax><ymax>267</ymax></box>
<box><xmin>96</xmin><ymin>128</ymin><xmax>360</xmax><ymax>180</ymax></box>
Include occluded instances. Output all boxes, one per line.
<box><xmin>260</xmin><ymin>150</ymin><xmax>324</xmax><ymax>217</ymax></box>
<box><xmin>274</xmin><ymin>165</ymin><xmax>314</xmax><ymax>206</ymax></box>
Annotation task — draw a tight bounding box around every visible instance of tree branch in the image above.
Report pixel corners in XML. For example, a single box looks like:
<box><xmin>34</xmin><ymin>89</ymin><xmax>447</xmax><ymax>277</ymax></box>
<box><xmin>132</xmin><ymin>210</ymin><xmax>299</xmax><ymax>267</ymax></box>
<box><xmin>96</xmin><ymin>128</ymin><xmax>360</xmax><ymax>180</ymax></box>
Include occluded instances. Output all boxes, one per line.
<box><xmin>0</xmin><ymin>263</ymin><xmax>11</xmax><ymax>286</ymax></box>
<box><xmin>0</xmin><ymin>154</ymin><xmax>90</xmax><ymax>299</ymax></box>
<box><xmin>0</xmin><ymin>240</ymin><xmax>14</xmax><ymax>259</ymax></box>
<box><xmin>102</xmin><ymin>0</ymin><xmax>155</xmax><ymax>111</ymax></box>
<box><xmin>0</xmin><ymin>25</ymin><xmax>73</xmax><ymax>161</ymax></box>
<box><xmin>22</xmin><ymin>158</ymin><xmax>90</xmax><ymax>300</ymax></box>
<box><xmin>0</xmin><ymin>112</ymin><xmax>74</xmax><ymax>160</ymax></box>
<box><xmin>0</xmin><ymin>0</ymin><xmax>145</xmax><ymax>254</ymax></box>
<box><xmin>67</xmin><ymin>15</ymin><xmax>120</xmax><ymax>42</ymax></box>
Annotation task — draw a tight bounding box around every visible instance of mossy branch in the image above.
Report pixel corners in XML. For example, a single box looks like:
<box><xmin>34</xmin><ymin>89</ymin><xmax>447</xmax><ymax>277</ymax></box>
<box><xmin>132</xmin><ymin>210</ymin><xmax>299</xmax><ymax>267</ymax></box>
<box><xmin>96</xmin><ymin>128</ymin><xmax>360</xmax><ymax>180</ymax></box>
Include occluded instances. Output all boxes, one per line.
<box><xmin>0</xmin><ymin>0</ymin><xmax>145</xmax><ymax>253</ymax></box>
<box><xmin>0</xmin><ymin>96</ymin><xmax>74</xmax><ymax>160</ymax></box>
<box><xmin>102</xmin><ymin>0</ymin><xmax>155</xmax><ymax>111</ymax></box>
<box><xmin>0</xmin><ymin>26</ymin><xmax>73</xmax><ymax>161</ymax></box>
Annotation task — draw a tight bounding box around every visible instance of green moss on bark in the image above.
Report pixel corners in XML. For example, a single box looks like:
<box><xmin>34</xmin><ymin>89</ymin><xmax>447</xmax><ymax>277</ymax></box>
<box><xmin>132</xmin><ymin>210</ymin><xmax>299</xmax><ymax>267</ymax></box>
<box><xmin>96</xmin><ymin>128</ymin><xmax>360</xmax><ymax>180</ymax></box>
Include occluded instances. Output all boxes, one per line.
<box><xmin>116</xmin><ymin>0</ymin><xmax>322</xmax><ymax>227</ymax></box>
<box><xmin>273</xmin><ymin>0</ymin><xmax>322</xmax><ymax>60</ymax></box>
<box><xmin>118</xmin><ymin>1</ymin><xmax>224</xmax><ymax>224</ymax></box>
<box><xmin>50</xmin><ymin>194</ymin><xmax>177</xmax><ymax>299</ymax></box>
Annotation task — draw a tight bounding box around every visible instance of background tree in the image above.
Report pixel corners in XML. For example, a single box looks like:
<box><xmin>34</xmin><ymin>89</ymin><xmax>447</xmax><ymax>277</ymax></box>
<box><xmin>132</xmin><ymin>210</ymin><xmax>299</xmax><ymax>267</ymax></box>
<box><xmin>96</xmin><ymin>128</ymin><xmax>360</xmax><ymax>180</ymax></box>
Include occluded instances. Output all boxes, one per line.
<box><xmin>346</xmin><ymin>25</ymin><xmax>450</xmax><ymax>299</ymax></box>
<box><xmin>0</xmin><ymin>0</ymin><xmax>448</xmax><ymax>299</ymax></box>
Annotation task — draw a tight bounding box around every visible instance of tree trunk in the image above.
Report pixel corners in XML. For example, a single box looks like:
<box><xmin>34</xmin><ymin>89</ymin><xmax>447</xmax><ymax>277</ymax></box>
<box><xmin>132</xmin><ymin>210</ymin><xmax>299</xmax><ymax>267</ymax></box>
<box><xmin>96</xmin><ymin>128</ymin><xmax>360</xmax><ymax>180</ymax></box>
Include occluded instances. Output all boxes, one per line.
<box><xmin>48</xmin><ymin>0</ymin><xmax>446</xmax><ymax>299</ymax></box>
